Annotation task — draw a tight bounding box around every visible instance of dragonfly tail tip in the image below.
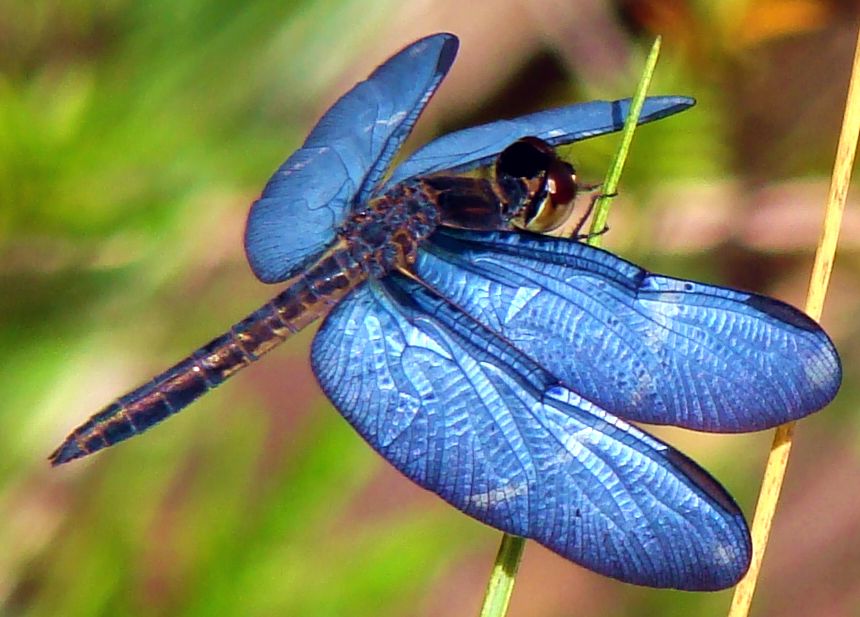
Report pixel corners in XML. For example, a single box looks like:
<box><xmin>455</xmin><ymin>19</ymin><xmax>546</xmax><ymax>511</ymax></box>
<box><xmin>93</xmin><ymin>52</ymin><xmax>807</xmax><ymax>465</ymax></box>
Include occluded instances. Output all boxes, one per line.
<box><xmin>49</xmin><ymin>439</ymin><xmax>85</xmax><ymax>466</ymax></box>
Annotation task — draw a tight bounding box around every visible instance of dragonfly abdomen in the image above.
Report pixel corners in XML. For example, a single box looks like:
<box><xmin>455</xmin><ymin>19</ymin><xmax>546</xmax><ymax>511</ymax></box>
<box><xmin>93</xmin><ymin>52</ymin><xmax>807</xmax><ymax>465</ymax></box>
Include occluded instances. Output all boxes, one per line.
<box><xmin>50</xmin><ymin>246</ymin><xmax>365</xmax><ymax>465</ymax></box>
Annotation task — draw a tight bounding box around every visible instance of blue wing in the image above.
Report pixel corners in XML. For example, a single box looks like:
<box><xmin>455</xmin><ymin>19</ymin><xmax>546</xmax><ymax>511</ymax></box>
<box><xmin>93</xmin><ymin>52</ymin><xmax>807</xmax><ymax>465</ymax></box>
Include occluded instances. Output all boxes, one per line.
<box><xmin>311</xmin><ymin>275</ymin><xmax>751</xmax><ymax>590</ymax></box>
<box><xmin>382</xmin><ymin>96</ymin><xmax>694</xmax><ymax>190</ymax></box>
<box><xmin>412</xmin><ymin>229</ymin><xmax>841</xmax><ymax>432</ymax></box>
<box><xmin>244</xmin><ymin>33</ymin><xmax>458</xmax><ymax>283</ymax></box>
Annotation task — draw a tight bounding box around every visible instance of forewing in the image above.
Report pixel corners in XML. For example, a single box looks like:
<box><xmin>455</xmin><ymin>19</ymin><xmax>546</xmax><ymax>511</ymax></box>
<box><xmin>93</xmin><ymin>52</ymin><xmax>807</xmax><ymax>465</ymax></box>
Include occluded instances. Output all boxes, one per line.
<box><xmin>414</xmin><ymin>229</ymin><xmax>841</xmax><ymax>431</ymax></box>
<box><xmin>382</xmin><ymin>96</ymin><xmax>693</xmax><ymax>190</ymax></box>
<box><xmin>311</xmin><ymin>275</ymin><xmax>751</xmax><ymax>590</ymax></box>
<box><xmin>244</xmin><ymin>33</ymin><xmax>458</xmax><ymax>283</ymax></box>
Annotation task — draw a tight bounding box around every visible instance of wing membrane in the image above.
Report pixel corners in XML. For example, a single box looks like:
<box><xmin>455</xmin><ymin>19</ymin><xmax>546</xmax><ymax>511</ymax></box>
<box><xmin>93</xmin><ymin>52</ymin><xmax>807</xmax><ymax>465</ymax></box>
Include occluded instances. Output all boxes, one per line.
<box><xmin>413</xmin><ymin>229</ymin><xmax>841</xmax><ymax>431</ymax></box>
<box><xmin>244</xmin><ymin>33</ymin><xmax>458</xmax><ymax>283</ymax></box>
<box><xmin>382</xmin><ymin>96</ymin><xmax>694</xmax><ymax>190</ymax></box>
<box><xmin>311</xmin><ymin>275</ymin><xmax>751</xmax><ymax>590</ymax></box>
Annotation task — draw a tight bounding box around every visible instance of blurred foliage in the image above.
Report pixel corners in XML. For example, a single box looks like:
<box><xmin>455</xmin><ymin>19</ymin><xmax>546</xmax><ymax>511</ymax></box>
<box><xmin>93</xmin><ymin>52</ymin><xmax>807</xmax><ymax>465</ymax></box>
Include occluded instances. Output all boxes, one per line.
<box><xmin>2</xmin><ymin>1</ymin><xmax>859</xmax><ymax>617</ymax></box>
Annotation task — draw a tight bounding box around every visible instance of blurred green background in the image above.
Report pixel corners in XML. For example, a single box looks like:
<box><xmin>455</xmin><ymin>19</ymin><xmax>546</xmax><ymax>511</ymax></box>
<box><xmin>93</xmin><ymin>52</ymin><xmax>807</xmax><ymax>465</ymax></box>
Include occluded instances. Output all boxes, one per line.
<box><xmin>2</xmin><ymin>1</ymin><xmax>859</xmax><ymax>616</ymax></box>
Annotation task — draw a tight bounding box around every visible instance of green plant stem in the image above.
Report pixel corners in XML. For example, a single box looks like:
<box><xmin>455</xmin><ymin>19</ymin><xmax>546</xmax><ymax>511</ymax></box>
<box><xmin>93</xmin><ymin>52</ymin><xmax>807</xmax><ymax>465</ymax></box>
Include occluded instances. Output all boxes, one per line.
<box><xmin>478</xmin><ymin>535</ymin><xmax>526</xmax><ymax>617</ymax></box>
<box><xmin>476</xmin><ymin>36</ymin><xmax>662</xmax><ymax>617</ymax></box>
<box><xmin>588</xmin><ymin>36</ymin><xmax>662</xmax><ymax>247</ymax></box>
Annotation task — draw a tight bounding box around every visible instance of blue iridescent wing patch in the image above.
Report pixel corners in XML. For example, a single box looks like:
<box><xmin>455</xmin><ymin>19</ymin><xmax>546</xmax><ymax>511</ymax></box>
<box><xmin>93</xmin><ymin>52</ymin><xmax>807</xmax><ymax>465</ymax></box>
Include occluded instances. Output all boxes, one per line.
<box><xmin>382</xmin><ymin>96</ymin><xmax>694</xmax><ymax>190</ymax></box>
<box><xmin>413</xmin><ymin>229</ymin><xmax>841</xmax><ymax>431</ymax></box>
<box><xmin>311</xmin><ymin>275</ymin><xmax>751</xmax><ymax>590</ymax></box>
<box><xmin>244</xmin><ymin>33</ymin><xmax>458</xmax><ymax>283</ymax></box>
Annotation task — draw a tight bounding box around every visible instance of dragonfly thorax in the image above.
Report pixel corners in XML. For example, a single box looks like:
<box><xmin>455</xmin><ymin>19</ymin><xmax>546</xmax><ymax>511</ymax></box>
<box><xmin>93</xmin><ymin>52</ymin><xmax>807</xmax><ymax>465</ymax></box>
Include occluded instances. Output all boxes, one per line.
<box><xmin>399</xmin><ymin>137</ymin><xmax>580</xmax><ymax>235</ymax></box>
<box><xmin>338</xmin><ymin>186</ymin><xmax>440</xmax><ymax>277</ymax></box>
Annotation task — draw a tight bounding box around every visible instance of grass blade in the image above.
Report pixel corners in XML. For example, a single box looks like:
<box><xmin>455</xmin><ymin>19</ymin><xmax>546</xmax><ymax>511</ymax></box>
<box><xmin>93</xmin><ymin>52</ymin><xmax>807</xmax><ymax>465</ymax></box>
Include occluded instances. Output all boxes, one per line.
<box><xmin>478</xmin><ymin>535</ymin><xmax>527</xmax><ymax>617</ymax></box>
<box><xmin>587</xmin><ymin>36</ymin><xmax>663</xmax><ymax>247</ymax></box>
<box><xmin>477</xmin><ymin>36</ymin><xmax>663</xmax><ymax>617</ymax></box>
<box><xmin>727</xmin><ymin>23</ymin><xmax>858</xmax><ymax>617</ymax></box>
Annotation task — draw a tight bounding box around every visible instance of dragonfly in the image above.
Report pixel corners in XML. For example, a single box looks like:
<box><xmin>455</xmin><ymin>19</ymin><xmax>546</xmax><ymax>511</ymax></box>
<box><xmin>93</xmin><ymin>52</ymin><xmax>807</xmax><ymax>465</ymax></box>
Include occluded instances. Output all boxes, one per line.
<box><xmin>51</xmin><ymin>33</ymin><xmax>841</xmax><ymax>591</ymax></box>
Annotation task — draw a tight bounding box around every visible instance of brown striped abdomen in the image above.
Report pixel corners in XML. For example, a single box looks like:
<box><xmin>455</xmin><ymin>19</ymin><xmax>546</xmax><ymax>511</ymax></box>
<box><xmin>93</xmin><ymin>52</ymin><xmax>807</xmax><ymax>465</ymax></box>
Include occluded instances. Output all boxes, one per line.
<box><xmin>49</xmin><ymin>244</ymin><xmax>365</xmax><ymax>465</ymax></box>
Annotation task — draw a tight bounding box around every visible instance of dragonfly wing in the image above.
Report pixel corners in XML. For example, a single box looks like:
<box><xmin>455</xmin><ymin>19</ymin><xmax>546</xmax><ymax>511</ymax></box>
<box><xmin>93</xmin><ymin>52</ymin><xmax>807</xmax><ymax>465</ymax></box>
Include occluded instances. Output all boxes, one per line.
<box><xmin>311</xmin><ymin>275</ymin><xmax>751</xmax><ymax>590</ymax></box>
<box><xmin>383</xmin><ymin>96</ymin><xmax>694</xmax><ymax>190</ymax></box>
<box><xmin>414</xmin><ymin>229</ymin><xmax>841</xmax><ymax>432</ymax></box>
<box><xmin>244</xmin><ymin>33</ymin><xmax>458</xmax><ymax>283</ymax></box>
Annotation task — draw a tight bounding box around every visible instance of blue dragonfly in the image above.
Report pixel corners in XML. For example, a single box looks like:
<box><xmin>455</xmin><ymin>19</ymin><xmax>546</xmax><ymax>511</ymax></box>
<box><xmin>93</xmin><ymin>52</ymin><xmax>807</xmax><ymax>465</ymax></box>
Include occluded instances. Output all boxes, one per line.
<box><xmin>51</xmin><ymin>33</ymin><xmax>841</xmax><ymax>590</ymax></box>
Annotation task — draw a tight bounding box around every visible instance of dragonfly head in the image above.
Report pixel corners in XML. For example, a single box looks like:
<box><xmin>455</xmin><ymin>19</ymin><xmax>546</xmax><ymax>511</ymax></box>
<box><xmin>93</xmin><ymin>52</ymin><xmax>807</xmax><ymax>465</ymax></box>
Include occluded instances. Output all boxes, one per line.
<box><xmin>495</xmin><ymin>137</ymin><xmax>579</xmax><ymax>233</ymax></box>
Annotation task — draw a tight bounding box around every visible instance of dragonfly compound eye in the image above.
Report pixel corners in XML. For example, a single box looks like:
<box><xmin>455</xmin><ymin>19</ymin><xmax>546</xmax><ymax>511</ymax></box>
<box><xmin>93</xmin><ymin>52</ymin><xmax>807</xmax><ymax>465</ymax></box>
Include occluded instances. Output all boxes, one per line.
<box><xmin>496</xmin><ymin>137</ymin><xmax>579</xmax><ymax>233</ymax></box>
<box><xmin>529</xmin><ymin>158</ymin><xmax>578</xmax><ymax>233</ymax></box>
<box><xmin>497</xmin><ymin>136</ymin><xmax>553</xmax><ymax>180</ymax></box>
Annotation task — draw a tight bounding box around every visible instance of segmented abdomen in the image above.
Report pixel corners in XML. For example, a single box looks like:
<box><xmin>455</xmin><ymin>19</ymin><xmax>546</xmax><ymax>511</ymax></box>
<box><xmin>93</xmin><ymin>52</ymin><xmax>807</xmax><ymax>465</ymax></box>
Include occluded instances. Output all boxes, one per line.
<box><xmin>50</xmin><ymin>244</ymin><xmax>364</xmax><ymax>465</ymax></box>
